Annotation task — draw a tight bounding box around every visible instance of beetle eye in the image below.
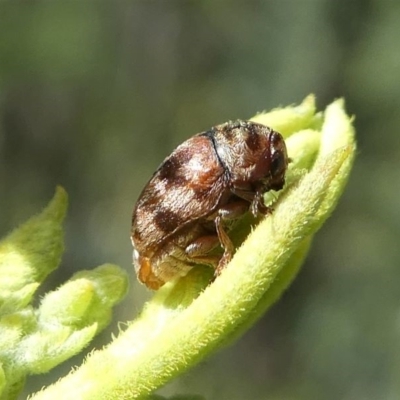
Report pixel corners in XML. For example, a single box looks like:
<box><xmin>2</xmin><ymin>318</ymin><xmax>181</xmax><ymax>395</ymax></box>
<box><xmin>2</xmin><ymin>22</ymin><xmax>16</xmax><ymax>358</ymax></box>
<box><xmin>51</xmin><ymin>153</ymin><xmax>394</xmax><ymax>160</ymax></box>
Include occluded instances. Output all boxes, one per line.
<box><xmin>271</xmin><ymin>152</ymin><xmax>285</xmax><ymax>177</ymax></box>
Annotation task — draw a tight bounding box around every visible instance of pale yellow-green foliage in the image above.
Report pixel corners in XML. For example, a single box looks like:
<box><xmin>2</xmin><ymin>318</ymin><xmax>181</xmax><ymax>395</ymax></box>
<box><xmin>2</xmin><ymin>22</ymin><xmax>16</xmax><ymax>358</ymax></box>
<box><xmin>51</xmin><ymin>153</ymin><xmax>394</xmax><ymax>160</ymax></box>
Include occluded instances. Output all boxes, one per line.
<box><xmin>0</xmin><ymin>188</ymin><xmax>128</xmax><ymax>400</ymax></box>
<box><xmin>28</xmin><ymin>96</ymin><xmax>356</xmax><ymax>400</ymax></box>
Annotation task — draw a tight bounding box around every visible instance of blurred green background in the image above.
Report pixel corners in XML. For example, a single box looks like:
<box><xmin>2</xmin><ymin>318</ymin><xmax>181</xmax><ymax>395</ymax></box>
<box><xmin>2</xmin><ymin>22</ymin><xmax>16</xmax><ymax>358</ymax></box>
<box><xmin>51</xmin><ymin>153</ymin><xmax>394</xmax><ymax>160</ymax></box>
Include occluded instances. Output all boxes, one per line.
<box><xmin>1</xmin><ymin>1</ymin><xmax>399</xmax><ymax>399</ymax></box>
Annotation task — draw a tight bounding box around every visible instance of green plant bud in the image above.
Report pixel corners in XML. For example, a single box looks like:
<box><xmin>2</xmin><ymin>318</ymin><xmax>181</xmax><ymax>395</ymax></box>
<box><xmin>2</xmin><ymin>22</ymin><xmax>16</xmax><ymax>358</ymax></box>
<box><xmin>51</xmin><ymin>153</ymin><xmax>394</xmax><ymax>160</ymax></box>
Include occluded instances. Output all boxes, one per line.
<box><xmin>0</xmin><ymin>309</ymin><xmax>37</xmax><ymax>355</ymax></box>
<box><xmin>68</xmin><ymin>264</ymin><xmax>129</xmax><ymax>332</ymax></box>
<box><xmin>0</xmin><ymin>187</ymin><xmax>67</xmax><ymax>312</ymax></box>
<box><xmin>38</xmin><ymin>279</ymin><xmax>95</xmax><ymax>326</ymax></box>
<box><xmin>0</xmin><ymin>283</ymin><xmax>40</xmax><ymax>315</ymax></box>
<box><xmin>19</xmin><ymin>325</ymin><xmax>98</xmax><ymax>374</ymax></box>
<box><xmin>250</xmin><ymin>94</ymin><xmax>319</xmax><ymax>136</ymax></box>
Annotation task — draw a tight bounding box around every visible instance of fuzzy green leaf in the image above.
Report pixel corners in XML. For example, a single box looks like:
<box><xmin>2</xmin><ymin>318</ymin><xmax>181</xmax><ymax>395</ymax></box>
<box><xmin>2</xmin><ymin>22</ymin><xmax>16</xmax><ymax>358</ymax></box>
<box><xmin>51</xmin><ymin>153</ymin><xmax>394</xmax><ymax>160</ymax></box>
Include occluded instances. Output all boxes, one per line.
<box><xmin>0</xmin><ymin>188</ymin><xmax>128</xmax><ymax>399</ymax></box>
<box><xmin>0</xmin><ymin>187</ymin><xmax>67</xmax><ymax>313</ymax></box>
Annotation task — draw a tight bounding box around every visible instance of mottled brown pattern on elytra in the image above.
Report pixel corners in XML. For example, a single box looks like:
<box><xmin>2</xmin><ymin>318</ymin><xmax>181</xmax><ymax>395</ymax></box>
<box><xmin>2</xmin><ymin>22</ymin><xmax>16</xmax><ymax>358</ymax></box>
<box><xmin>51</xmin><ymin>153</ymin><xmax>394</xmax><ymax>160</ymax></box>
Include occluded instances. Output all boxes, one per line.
<box><xmin>158</xmin><ymin>151</ymin><xmax>191</xmax><ymax>184</ymax></box>
<box><xmin>131</xmin><ymin>120</ymin><xmax>289</xmax><ymax>290</ymax></box>
<box><xmin>191</xmin><ymin>184</ymin><xmax>217</xmax><ymax>201</ymax></box>
<box><xmin>153</xmin><ymin>208</ymin><xmax>184</xmax><ymax>234</ymax></box>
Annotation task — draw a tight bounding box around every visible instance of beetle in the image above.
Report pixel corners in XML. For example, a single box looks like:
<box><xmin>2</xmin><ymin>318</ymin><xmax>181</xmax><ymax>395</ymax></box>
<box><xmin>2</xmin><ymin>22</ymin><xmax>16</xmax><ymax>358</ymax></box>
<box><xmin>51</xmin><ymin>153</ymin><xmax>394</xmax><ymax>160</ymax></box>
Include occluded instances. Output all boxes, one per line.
<box><xmin>131</xmin><ymin>120</ymin><xmax>289</xmax><ymax>290</ymax></box>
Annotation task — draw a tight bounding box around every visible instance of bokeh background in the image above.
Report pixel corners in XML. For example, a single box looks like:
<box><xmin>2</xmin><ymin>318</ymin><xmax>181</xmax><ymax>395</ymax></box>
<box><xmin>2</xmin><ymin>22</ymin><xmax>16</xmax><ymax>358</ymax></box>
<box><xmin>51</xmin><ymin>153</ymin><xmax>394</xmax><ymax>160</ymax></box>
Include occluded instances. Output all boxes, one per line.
<box><xmin>1</xmin><ymin>1</ymin><xmax>399</xmax><ymax>399</ymax></box>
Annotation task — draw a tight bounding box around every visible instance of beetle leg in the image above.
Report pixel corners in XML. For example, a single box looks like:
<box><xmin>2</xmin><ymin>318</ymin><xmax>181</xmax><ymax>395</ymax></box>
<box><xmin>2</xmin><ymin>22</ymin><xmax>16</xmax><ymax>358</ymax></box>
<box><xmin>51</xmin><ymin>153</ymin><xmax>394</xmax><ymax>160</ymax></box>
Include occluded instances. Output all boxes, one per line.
<box><xmin>231</xmin><ymin>187</ymin><xmax>255</xmax><ymax>203</ymax></box>
<box><xmin>252</xmin><ymin>188</ymin><xmax>272</xmax><ymax>216</ymax></box>
<box><xmin>185</xmin><ymin>235</ymin><xmax>220</xmax><ymax>256</ymax></box>
<box><xmin>232</xmin><ymin>187</ymin><xmax>272</xmax><ymax>217</ymax></box>
<box><xmin>212</xmin><ymin>200</ymin><xmax>251</xmax><ymax>275</ymax></box>
<box><xmin>217</xmin><ymin>199</ymin><xmax>249</xmax><ymax>220</ymax></box>
<box><xmin>214</xmin><ymin>215</ymin><xmax>234</xmax><ymax>275</ymax></box>
<box><xmin>184</xmin><ymin>235</ymin><xmax>221</xmax><ymax>267</ymax></box>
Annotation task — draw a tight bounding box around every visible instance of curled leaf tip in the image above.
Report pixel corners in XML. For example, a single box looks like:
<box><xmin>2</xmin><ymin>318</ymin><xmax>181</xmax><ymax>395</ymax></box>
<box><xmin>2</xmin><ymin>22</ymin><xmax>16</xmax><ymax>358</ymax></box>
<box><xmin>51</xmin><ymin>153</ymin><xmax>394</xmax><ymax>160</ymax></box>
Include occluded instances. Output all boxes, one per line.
<box><xmin>48</xmin><ymin>186</ymin><xmax>69</xmax><ymax>221</ymax></box>
<box><xmin>0</xmin><ymin>187</ymin><xmax>69</xmax><ymax>310</ymax></box>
